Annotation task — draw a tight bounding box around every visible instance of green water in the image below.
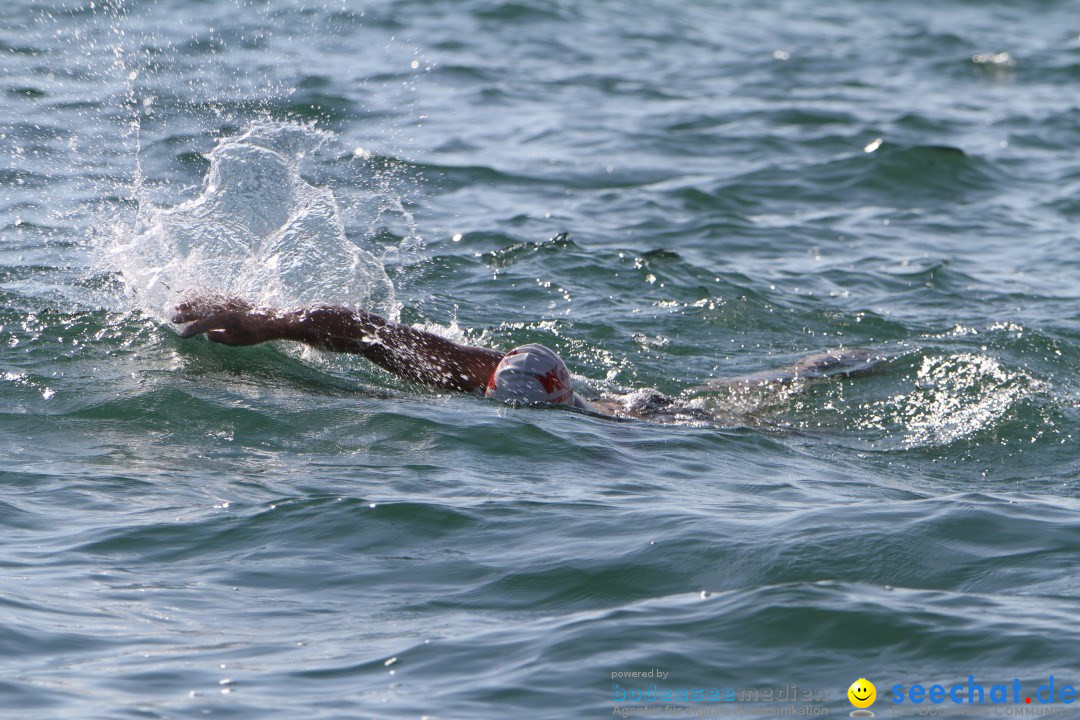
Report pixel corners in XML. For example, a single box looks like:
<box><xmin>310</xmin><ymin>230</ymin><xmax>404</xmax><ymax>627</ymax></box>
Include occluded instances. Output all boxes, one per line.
<box><xmin>1</xmin><ymin>1</ymin><xmax>1078</xmax><ymax>718</ymax></box>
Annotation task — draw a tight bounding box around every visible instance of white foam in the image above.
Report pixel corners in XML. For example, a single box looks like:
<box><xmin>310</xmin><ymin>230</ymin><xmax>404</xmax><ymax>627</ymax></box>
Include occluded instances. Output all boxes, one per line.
<box><xmin>100</xmin><ymin>121</ymin><xmax>398</xmax><ymax>324</ymax></box>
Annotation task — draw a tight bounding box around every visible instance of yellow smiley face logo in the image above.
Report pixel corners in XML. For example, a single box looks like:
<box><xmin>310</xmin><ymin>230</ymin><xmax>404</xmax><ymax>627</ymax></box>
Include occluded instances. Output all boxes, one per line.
<box><xmin>848</xmin><ymin>678</ymin><xmax>876</xmax><ymax>708</ymax></box>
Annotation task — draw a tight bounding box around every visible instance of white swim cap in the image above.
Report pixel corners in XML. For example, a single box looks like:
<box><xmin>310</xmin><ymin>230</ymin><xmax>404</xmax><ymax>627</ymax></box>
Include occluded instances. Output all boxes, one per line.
<box><xmin>485</xmin><ymin>343</ymin><xmax>574</xmax><ymax>405</ymax></box>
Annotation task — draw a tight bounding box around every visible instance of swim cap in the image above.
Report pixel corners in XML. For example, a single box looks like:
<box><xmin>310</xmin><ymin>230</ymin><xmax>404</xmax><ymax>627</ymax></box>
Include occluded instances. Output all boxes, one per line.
<box><xmin>485</xmin><ymin>343</ymin><xmax>574</xmax><ymax>405</ymax></box>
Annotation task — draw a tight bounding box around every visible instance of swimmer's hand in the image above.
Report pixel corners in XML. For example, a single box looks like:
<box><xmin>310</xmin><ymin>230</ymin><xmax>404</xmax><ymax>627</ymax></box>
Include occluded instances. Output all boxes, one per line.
<box><xmin>172</xmin><ymin>297</ymin><xmax>281</xmax><ymax>346</ymax></box>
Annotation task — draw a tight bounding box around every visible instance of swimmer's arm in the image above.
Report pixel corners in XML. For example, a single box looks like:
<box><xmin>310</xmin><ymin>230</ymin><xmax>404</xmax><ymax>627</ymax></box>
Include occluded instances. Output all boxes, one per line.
<box><xmin>173</xmin><ymin>299</ymin><xmax>503</xmax><ymax>393</ymax></box>
<box><xmin>291</xmin><ymin>306</ymin><xmax>504</xmax><ymax>393</ymax></box>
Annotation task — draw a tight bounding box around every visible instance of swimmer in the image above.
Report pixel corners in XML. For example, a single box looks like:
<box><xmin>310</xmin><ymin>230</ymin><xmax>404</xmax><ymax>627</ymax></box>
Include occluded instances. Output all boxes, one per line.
<box><xmin>172</xmin><ymin>296</ymin><xmax>592</xmax><ymax>409</ymax></box>
<box><xmin>172</xmin><ymin>296</ymin><xmax>888</xmax><ymax>419</ymax></box>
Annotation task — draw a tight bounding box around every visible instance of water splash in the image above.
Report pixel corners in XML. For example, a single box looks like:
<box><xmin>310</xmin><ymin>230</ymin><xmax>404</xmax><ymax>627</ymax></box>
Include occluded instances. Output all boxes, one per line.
<box><xmin>98</xmin><ymin>121</ymin><xmax>397</xmax><ymax>323</ymax></box>
<box><xmin>860</xmin><ymin>353</ymin><xmax>1042</xmax><ymax>448</ymax></box>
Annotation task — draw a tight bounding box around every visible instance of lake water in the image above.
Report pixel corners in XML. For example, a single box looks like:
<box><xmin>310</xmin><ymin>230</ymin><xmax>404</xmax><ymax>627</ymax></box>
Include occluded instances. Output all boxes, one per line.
<box><xmin>2</xmin><ymin>1</ymin><xmax>1079</xmax><ymax>718</ymax></box>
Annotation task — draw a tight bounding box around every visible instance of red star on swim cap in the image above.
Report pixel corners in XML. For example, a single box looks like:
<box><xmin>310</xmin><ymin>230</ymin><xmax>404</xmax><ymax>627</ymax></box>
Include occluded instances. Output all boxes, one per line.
<box><xmin>534</xmin><ymin>367</ymin><xmax>567</xmax><ymax>395</ymax></box>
